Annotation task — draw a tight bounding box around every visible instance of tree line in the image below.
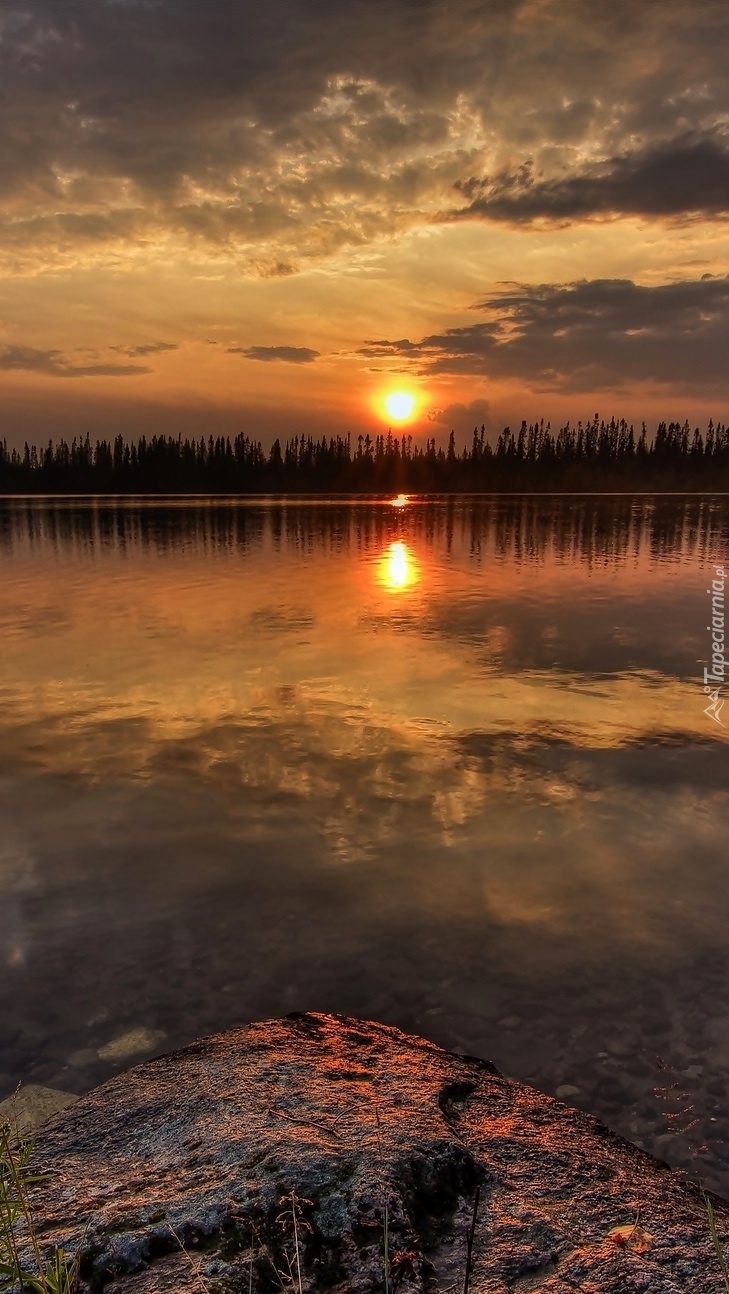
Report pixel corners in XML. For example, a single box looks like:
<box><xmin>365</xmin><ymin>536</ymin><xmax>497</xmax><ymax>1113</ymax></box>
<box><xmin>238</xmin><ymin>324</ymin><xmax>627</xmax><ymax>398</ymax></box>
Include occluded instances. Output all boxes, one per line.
<box><xmin>1</xmin><ymin>416</ymin><xmax>729</xmax><ymax>493</ymax></box>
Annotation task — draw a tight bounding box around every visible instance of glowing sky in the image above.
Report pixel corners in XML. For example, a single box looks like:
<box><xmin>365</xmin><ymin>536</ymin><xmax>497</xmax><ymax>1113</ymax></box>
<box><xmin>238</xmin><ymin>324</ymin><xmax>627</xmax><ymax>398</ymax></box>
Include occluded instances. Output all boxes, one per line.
<box><xmin>2</xmin><ymin>0</ymin><xmax>729</xmax><ymax>447</ymax></box>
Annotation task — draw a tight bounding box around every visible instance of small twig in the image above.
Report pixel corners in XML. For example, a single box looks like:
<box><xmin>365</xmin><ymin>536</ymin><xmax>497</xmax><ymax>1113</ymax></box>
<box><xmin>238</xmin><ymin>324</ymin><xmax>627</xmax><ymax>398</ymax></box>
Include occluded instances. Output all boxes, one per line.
<box><xmin>374</xmin><ymin>1106</ymin><xmax>390</xmax><ymax>1294</ymax></box>
<box><xmin>463</xmin><ymin>1184</ymin><xmax>481</xmax><ymax>1294</ymax></box>
<box><xmin>267</xmin><ymin>1105</ymin><xmax>342</xmax><ymax>1139</ymax></box>
<box><xmin>626</xmin><ymin>1208</ymin><xmax>641</xmax><ymax>1243</ymax></box>
<box><xmin>273</xmin><ymin>1191</ymin><xmax>313</xmax><ymax>1293</ymax></box>
<box><xmin>291</xmin><ymin>1191</ymin><xmax>304</xmax><ymax>1294</ymax></box>
<box><xmin>167</xmin><ymin>1221</ymin><xmax>212</xmax><ymax>1294</ymax></box>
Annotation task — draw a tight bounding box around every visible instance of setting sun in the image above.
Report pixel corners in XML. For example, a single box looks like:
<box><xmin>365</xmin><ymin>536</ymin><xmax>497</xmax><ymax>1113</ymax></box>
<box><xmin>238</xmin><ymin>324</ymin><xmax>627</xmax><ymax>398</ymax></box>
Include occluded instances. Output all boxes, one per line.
<box><xmin>384</xmin><ymin>391</ymin><xmax>416</xmax><ymax>422</ymax></box>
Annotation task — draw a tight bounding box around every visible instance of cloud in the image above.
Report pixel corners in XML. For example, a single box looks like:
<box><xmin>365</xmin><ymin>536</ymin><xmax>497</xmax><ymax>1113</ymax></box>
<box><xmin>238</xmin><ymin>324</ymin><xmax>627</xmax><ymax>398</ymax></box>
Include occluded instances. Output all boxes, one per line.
<box><xmin>1</xmin><ymin>0</ymin><xmax>729</xmax><ymax>271</ymax></box>
<box><xmin>453</xmin><ymin>134</ymin><xmax>729</xmax><ymax>223</ymax></box>
<box><xmin>116</xmin><ymin>341</ymin><xmax>179</xmax><ymax>357</ymax></box>
<box><xmin>228</xmin><ymin>345</ymin><xmax>321</xmax><ymax>364</ymax></box>
<box><xmin>0</xmin><ymin>345</ymin><xmax>151</xmax><ymax>377</ymax></box>
<box><xmin>427</xmin><ymin>398</ymin><xmax>491</xmax><ymax>434</ymax></box>
<box><xmin>358</xmin><ymin>275</ymin><xmax>729</xmax><ymax>392</ymax></box>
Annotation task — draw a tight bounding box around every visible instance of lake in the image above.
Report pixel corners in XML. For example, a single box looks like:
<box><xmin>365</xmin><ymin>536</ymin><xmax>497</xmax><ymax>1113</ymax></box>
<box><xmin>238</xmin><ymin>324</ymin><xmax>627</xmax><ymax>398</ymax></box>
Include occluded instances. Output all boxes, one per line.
<box><xmin>1</xmin><ymin>494</ymin><xmax>728</xmax><ymax>1191</ymax></box>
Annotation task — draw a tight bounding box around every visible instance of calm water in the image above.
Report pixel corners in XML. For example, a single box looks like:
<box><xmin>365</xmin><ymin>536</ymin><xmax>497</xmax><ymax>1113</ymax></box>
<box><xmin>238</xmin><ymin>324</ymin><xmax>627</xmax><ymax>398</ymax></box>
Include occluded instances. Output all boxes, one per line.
<box><xmin>2</xmin><ymin>495</ymin><xmax>729</xmax><ymax>1189</ymax></box>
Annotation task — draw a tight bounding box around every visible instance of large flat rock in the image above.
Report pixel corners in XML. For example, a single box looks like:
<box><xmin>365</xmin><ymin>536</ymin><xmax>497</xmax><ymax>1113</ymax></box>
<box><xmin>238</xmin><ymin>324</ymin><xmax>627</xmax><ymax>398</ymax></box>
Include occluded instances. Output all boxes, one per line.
<box><xmin>24</xmin><ymin>1012</ymin><xmax>729</xmax><ymax>1292</ymax></box>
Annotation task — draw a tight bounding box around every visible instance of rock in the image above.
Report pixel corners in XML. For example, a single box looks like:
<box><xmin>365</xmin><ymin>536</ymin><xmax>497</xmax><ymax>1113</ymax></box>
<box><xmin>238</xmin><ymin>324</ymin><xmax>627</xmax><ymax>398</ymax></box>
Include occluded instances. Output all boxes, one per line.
<box><xmin>25</xmin><ymin>1013</ymin><xmax>729</xmax><ymax>1292</ymax></box>
<box><xmin>556</xmin><ymin>1083</ymin><xmax>582</xmax><ymax>1100</ymax></box>
<box><xmin>0</xmin><ymin>1083</ymin><xmax>79</xmax><ymax>1136</ymax></box>
<box><xmin>97</xmin><ymin>1028</ymin><xmax>166</xmax><ymax>1061</ymax></box>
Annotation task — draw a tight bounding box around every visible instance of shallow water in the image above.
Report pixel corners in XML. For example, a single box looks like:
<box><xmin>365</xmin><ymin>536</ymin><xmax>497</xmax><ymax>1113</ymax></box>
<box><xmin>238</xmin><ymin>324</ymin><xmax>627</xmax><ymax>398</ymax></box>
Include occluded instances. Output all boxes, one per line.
<box><xmin>1</xmin><ymin>495</ymin><xmax>729</xmax><ymax>1190</ymax></box>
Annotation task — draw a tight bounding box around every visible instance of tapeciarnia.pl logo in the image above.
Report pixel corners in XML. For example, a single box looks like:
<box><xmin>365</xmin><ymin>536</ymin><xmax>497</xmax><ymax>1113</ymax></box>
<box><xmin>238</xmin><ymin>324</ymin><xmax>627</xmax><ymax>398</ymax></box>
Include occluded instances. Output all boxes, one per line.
<box><xmin>704</xmin><ymin>564</ymin><xmax>726</xmax><ymax>726</ymax></box>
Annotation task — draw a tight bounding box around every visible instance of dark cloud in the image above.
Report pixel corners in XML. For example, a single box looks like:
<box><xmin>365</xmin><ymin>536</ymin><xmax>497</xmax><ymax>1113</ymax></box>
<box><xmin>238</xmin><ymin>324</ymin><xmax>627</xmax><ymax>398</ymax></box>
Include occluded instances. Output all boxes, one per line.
<box><xmin>228</xmin><ymin>345</ymin><xmax>321</xmax><ymax>363</ymax></box>
<box><xmin>1</xmin><ymin>0</ymin><xmax>728</xmax><ymax>269</ymax></box>
<box><xmin>359</xmin><ymin>276</ymin><xmax>729</xmax><ymax>392</ymax></box>
<box><xmin>427</xmin><ymin>398</ymin><xmax>491</xmax><ymax>434</ymax></box>
<box><xmin>116</xmin><ymin>341</ymin><xmax>178</xmax><ymax>357</ymax></box>
<box><xmin>453</xmin><ymin>134</ymin><xmax>729</xmax><ymax>223</ymax></box>
<box><xmin>0</xmin><ymin>345</ymin><xmax>150</xmax><ymax>377</ymax></box>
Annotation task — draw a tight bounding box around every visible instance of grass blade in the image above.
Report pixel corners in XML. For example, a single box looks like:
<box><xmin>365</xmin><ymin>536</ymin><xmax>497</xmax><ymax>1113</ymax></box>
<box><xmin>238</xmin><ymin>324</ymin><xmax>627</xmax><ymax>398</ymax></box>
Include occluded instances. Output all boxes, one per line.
<box><xmin>706</xmin><ymin>1194</ymin><xmax>729</xmax><ymax>1293</ymax></box>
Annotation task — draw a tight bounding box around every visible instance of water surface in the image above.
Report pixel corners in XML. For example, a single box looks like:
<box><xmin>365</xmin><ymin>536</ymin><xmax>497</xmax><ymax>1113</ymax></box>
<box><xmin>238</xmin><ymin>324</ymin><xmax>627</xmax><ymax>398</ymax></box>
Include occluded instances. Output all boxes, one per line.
<box><xmin>1</xmin><ymin>495</ymin><xmax>729</xmax><ymax>1189</ymax></box>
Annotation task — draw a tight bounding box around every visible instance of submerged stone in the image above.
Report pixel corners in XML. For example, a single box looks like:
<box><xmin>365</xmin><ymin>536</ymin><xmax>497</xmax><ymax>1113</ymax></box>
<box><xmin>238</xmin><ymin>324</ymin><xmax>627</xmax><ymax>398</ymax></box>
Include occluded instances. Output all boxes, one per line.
<box><xmin>556</xmin><ymin>1083</ymin><xmax>581</xmax><ymax>1099</ymax></box>
<box><xmin>67</xmin><ymin>1048</ymin><xmax>99</xmax><ymax>1068</ymax></box>
<box><xmin>97</xmin><ymin>1027</ymin><xmax>167</xmax><ymax>1061</ymax></box>
<box><xmin>0</xmin><ymin>1083</ymin><xmax>79</xmax><ymax>1135</ymax></box>
<box><xmin>24</xmin><ymin>1013</ymin><xmax>729</xmax><ymax>1292</ymax></box>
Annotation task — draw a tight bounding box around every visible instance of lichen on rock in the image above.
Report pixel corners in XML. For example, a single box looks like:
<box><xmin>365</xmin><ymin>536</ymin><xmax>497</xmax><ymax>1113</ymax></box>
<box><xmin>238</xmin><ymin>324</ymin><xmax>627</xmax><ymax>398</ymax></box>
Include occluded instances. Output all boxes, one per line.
<box><xmin>23</xmin><ymin>1012</ymin><xmax>729</xmax><ymax>1292</ymax></box>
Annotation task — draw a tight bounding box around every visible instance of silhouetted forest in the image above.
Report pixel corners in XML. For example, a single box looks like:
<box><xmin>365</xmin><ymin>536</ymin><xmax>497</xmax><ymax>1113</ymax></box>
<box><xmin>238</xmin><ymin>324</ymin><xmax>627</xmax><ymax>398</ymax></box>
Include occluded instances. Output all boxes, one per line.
<box><xmin>1</xmin><ymin>416</ymin><xmax>729</xmax><ymax>493</ymax></box>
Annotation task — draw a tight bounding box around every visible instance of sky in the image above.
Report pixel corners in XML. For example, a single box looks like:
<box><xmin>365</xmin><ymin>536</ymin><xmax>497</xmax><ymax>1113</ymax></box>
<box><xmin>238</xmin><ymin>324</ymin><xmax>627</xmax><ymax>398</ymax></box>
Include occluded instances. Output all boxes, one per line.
<box><xmin>1</xmin><ymin>0</ymin><xmax>729</xmax><ymax>449</ymax></box>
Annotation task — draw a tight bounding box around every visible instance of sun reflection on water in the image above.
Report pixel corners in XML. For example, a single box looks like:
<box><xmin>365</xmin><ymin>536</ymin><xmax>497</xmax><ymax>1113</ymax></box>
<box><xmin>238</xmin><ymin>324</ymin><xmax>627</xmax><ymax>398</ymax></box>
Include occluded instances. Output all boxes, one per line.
<box><xmin>379</xmin><ymin>540</ymin><xmax>418</xmax><ymax>591</ymax></box>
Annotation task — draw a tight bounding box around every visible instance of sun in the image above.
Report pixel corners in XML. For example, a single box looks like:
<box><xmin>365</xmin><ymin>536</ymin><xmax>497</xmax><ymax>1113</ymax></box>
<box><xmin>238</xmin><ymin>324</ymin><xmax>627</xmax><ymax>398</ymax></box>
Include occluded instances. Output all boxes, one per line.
<box><xmin>384</xmin><ymin>390</ymin><xmax>416</xmax><ymax>422</ymax></box>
